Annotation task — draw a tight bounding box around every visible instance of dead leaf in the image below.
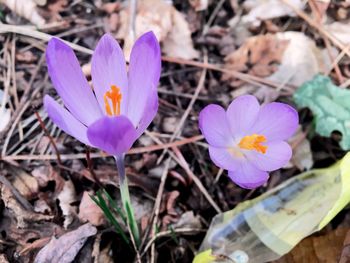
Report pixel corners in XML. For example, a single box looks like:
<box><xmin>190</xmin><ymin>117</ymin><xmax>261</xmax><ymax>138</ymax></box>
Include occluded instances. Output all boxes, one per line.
<box><xmin>162</xmin><ymin>116</ymin><xmax>179</xmax><ymax>133</ymax></box>
<box><xmin>173</xmin><ymin>211</ymin><xmax>202</xmax><ymax>230</ymax></box>
<box><xmin>189</xmin><ymin>0</ymin><xmax>208</xmax><ymax>11</ymax></box>
<box><xmin>339</xmin><ymin>229</ymin><xmax>350</xmax><ymax>263</ymax></box>
<box><xmin>9</xmin><ymin>167</ymin><xmax>39</xmax><ymax>199</ymax></box>
<box><xmin>324</xmin><ymin>22</ymin><xmax>350</xmax><ymax>45</ymax></box>
<box><xmin>34</xmin><ymin>199</ymin><xmax>52</xmax><ymax>214</ymax></box>
<box><xmin>47</xmin><ymin>0</ymin><xmax>68</xmax><ymax>14</ymax></box>
<box><xmin>34</xmin><ymin>223</ymin><xmax>97</xmax><ymax>263</ymax></box>
<box><xmin>78</xmin><ymin>191</ymin><xmax>105</xmax><ymax>226</ymax></box>
<box><xmin>233</xmin><ymin>32</ymin><xmax>334</xmax><ymax>102</ymax></box>
<box><xmin>92</xmin><ymin>234</ymin><xmax>113</xmax><ymax>263</ymax></box>
<box><xmin>275</xmin><ymin>228</ymin><xmax>349</xmax><ymax>263</ymax></box>
<box><xmin>309</xmin><ymin>0</ymin><xmax>330</xmax><ymax>23</ymax></box>
<box><xmin>117</xmin><ymin>0</ymin><xmax>198</xmax><ymax>60</ymax></box>
<box><xmin>57</xmin><ymin>180</ymin><xmax>77</xmax><ymax>229</ymax></box>
<box><xmin>31</xmin><ymin>164</ymin><xmax>64</xmax><ymax>190</ymax></box>
<box><xmin>100</xmin><ymin>2</ymin><xmax>120</xmax><ymax>14</ymax></box>
<box><xmin>0</xmin><ymin>254</ymin><xmax>9</xmax><ymax>263</ymax></box>
<box><xmin>33</xmin><ymin>0</ymin><xmax>46</xmax><ymax>5</ymax></box>
<box><xmin>15</xmin><ymin>50</ymin><xmax>37</xmax><ymax>63</ymax></box>
<box><xmin>0</xmin><ymin>0</ymin><xmax>45</xmax><ymax>26</ymax></box>
<box><xmin>1</xmin><ymin>184</ymin><xmax>53</xmax><ymax>228</ymax></box>
<box><xmin>223</xmin><ymin>34</ymin><xmax>289</xmax><ymax>86</ymax></box>
<box><xmin>266</xmin><ymin>32</ymin><xmax>326</xmax><ymax>86</ymax></box>
<box><xmin>288</xmin><ymin>127</ymin><xmax>313</xmax><ymax>171</ymax></box>
<box><xmin>242</xmin><ymin>0</ymin><xmax>306</xmax><ymax>27</ymax></box>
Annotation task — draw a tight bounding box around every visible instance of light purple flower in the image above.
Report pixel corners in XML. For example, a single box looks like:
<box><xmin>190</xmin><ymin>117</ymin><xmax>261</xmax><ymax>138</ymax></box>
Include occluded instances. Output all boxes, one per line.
<box><xmin>199</xmin><ymin>95</ymin><xmax>299</xmax><ymax>189</ymax></box>
<box><xmin>44</xmin><ymin>32</ymin><xmax>161</xmax><ymax>155</ymax></box>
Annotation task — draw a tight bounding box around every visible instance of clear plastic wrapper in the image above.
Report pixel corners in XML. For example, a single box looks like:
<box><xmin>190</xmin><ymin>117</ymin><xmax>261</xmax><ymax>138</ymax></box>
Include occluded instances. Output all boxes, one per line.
<box><xmin>194</xmin><ymin>153</ymin><xmax>350</xmax><ymax>263</ymax></box>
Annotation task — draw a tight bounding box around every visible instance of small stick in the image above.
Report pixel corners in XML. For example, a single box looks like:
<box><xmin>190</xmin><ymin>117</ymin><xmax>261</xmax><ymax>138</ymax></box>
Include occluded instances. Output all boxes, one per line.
<box><xmin>34</xmin><ymin>111</ymin><xmax>62</xmax><ymax>165</ymax></box>
<box><xmin>172</xmin><ymin>146</ymin><xmax>222</xmax><ymax>213</ymax></box>
<box><xmin>1</xmin><ymin>135</ymin><xmax>204</xmax><ymax>161</ymax></box>
<box><xmin>150</xmin><ymin>157</ymin><xmax>171</xmax><ymax>263</ymax></box>
<box><xmin>85</xmin><ymin>147</ymin><xmax>103</xmax><ymax>188</ymax></box>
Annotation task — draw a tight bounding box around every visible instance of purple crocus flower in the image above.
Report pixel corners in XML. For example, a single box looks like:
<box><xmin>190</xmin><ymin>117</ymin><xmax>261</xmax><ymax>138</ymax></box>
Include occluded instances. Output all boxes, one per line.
<box><xmin>44</xmin><ymin>32</ymin><xmax>161</xmax><ymax>155</ymax></box>
<box><xmin>199</xmin><ymin>95</ymin><xmax>299</xmax><ymax>189</ymax></box>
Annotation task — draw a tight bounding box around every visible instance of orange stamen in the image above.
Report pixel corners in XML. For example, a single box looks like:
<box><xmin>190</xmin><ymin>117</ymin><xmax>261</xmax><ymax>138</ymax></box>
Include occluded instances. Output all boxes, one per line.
<box><xmin>238</xmin><ymin>134</ymin><xmax>267</xmax><ymax>154</ymax></box>
<box><xmin>104</xmin><ymin>85</ymin><xmax>122</xmax><ymax>116</ymax></box>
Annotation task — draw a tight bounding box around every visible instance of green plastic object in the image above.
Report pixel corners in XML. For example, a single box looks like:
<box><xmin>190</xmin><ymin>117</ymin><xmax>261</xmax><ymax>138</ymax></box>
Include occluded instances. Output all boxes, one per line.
<box><xmin>193</xmin><ymin>153</ymin><xmax>350</xmax><ymax>263</ymax></box>
<box><xmin>294</xmin><ymin>74</ymin><xmax>350</xmax><ymax>150</ymax></box>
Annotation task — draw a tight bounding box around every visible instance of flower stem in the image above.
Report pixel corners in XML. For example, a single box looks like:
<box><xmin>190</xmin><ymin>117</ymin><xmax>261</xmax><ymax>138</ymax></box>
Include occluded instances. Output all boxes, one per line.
<box><xmin>114</xmin><ymin>154</ymin><xmax>140</xmax><ymax>247</ymax></box>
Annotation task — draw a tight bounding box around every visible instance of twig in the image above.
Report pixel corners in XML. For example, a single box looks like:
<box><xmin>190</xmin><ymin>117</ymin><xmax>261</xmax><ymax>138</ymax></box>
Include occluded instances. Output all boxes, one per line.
<box><xmin>281</xmin><ymin>0</ymin><xmax>350</xmax><ymax>58</ymax></box>
<box><xmin>141</xmin><ymin>228</ymin><xmax>204</xmax><ymax>258</ymax></box>
<box><xmin>85</xmin><ymin>147</ymin><xmax>103</xmax><ymax>188</ymax></box>
<box><xmin>157</xmin><ymin>53</ymin><xmax>208</xmax><ymax>164</ymax></box>
<box><xmin>0</xmin><ymin>172</ymin><xmax>33</xmax><ymax>211</ymax></box>
<box><xmin>34</xmin><ymin>111</ymin><xmax>62</xmax><ymax>165</ymax></box>
<box><xmin>202</xmin><ymin>0</ymin><xmax>226</xmax><ymax>35</ymax></box>
<box><xmin>1</xmin><ymin>24</ymin><xmax>296</xmax><ymax>91</ymax></box>
<box><xmin>0</xmin><ymin>135</ymin><xmax>204</xmax><ymax>161</ymax></box>
<box><xmin>0</xmin><ymin>24</ymin><xmax>93</xmax><ymax>55</ymax></box>
<box><xmin>172</xmin><ymin>146</ymin><xmax>222</xmax><ymax>213</ymax></box>
<box><xmin>162</xmin><ymin>56</ymin><xmax>296</xmax><ymax>92</ymax></box>
<box><xmin>150</xmin><ymin>157</ymin><xmax>171</xmax><ymax>263</ymax></box>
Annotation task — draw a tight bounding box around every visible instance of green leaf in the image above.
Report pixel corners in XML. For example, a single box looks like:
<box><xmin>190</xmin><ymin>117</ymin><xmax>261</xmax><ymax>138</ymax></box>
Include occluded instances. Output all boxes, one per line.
<box><xmin>90</xmin><ymin>191</ymin><xmax>130</xmax><ymax>245</ymax></box>
<box><xmin>294</xmin><ymin>74</ymin><xmax>350</xmax><ymax>150</ymax></box>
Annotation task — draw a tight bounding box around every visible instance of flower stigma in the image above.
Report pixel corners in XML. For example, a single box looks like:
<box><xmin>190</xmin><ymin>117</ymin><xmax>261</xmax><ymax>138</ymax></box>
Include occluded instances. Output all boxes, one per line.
<box><xmin>238</xmin><ymin>134</ymin><xmax>267</xmax><ymax>154</ymax></box>
<box><xmin>104</xmin><ymin>85</ymin><xmax>122</xmax><ymax>116</ymax></box>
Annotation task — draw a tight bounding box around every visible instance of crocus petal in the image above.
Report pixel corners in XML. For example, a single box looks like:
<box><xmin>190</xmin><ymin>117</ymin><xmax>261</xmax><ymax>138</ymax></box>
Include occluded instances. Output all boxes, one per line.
<box><xmin>44</xmin><ymin>95</ymin><xmax>91</xmax><ymax>146</ymax></box>
<box><xmin>208</xmin><ymin>146</ymin><xmax>241</xmax><ymax>171</ymax></box>
<box><xmin>46</xmin><ymin>38</ymin><xmax>102</xmax><ymax>126</ymax></box>
<box><xmin>228</xmin><ymin>162</ymin><xmax>269</xmax><ymax>189</ymax></box>
<box><xmin>245</xmin><ymin>141</ymin><xmax>292</xmax><ymax>171</ymax></box>
<box><xmin>127</xmin><ymin>32</ymin><xmax>161</xmax><ymax>127</ymax></box>
<box><xmin>250</xmin><ymin>102</ymin><xmax>298</xmax><ymax>141</ymax></box>
<box><xmin>87</xmin><ymin>116</ymin><xmax>138</xmax><ymax>155</ymax></box>
<box><xmin>136</xmin><ymin>89</ymin><xmax>158</xmax><ymax>136</ymax></box>
<box><xmin>227</xmin><ymin>95</ymin><xmax>260</xmax><ymax>137</ymax></box>
<box><xmin>91</xmin><ymin>34</ymin><xmax>128</xmax><ymax>114</ymax></box>
<box><xmin>199</xmin><ymin>104</ymin><xmax>234</xmax><ymax>147</ymax></box>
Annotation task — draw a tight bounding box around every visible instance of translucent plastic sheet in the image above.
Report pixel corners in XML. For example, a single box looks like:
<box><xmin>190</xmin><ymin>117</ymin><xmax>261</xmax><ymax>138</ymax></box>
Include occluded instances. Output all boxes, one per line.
<box><xmin>194</xmin><ymin>153</ymin><xmax>350</xmax><ymax>263</ymax></box>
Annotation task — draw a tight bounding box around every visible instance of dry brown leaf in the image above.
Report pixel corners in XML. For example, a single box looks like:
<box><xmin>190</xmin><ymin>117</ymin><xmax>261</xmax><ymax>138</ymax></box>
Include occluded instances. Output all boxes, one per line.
<box><xmin>173</xmin><ymin>211</ymin><xmax>202</xmax><ymax>230</ymax></box>
<box><xmin>287</xmin><ymin>126</ymin><xmax>313</xmax><ymax>171</ymax></box>
<box><xmin>117</xmin><ymin>0</ymin><xmax>198</xmax><ymax>60</ymax></box>
<box><xmin>57</xmin><ymin>180</ymin><xmax>77</xmax><ymax>228</ymax></box>
<box><xmin>33</xmin><ymin>0</ymin><xmax>46</xmax><ymax>6</ymax></box>
<box><xmin>10</xmin><ymin>167</ymin><xmax>39</xmax><ymax>199</ymax></box>
<box><xmin>92</xmin><ymin>234</ymin><xmax>113</xmax><ymax>263</ymax></box>
<box><xmin>275</xmin><ymin>228</ymin><xmax>349</xmax><ymax>263</ymax></box>
<box><xmin>324</xmin><ymin>22</ymin><xmax>350</xmax><ymax>45</ymax></box>
<box><xmin>162</xmin><ymin>8</ymin><xmax>199</xmax><ymax>60</ymax></box>
<box><xmin>47</xmin><ymin>0</ymin><xmax>68</xmax><ymax>14</ymax></box>
<box><xmin>0</xmin><ymin>0</ymin><xmax>45</xmax><ymax>26</ymax></box>
<box><xmin>16</xmin><ymin>50</ymin><xmax>37</xmax><ymax>63</ymax></box>
<box><xmin>223</xmin><ymin>34</ymin><xmax>289</xmax><ymax>86</ymax></box>
<box><xmin>242</xmin><ymin>0</ymin><xmax>305</xmax><ymax>26</ymax></box>
<box><xmin>310</xmin><ymin>0</ymin><xmax>330</xmax><ymax>23</ymax></box>
<box><xmin>100</xmin><ymin>2</ymin><xmax>120</xmax><ymax>14</ymax></box>
<box><xmin>339</xmin><ymin>229</ymin><xmax>350</xmax><ymax>263</ymax></box>
<box><xmin>31</xmin><ymin>165</ymin><xmax>64</xmax><ymax>191</ymax></box>
<box><xmin>78</xmin><ymin>191</ymin><xmax>105</xmax><ymax>226</ymax></box>
<box><xmin>34</xmin><ymin>199</ymin><xmax>52</xmax><ymax>214</ymax></box>
<box><xmin>34</xmin><ymin>223</ymin><xmax>97</xmax><ymax>263</ymax></box>
<box><xmin>0</xmin><ymin>254</ymin><xmax>9</xmax><ymax>263</ymax></box>
<box><xmin>189</xmin><ymin>0</ymin><xmax>208</xmax><ymax>11</ymax></box>
<box><xmin>1</xmin><ymin>184</ymin><xmax>53</xmax><ymax>228</ymax></box>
